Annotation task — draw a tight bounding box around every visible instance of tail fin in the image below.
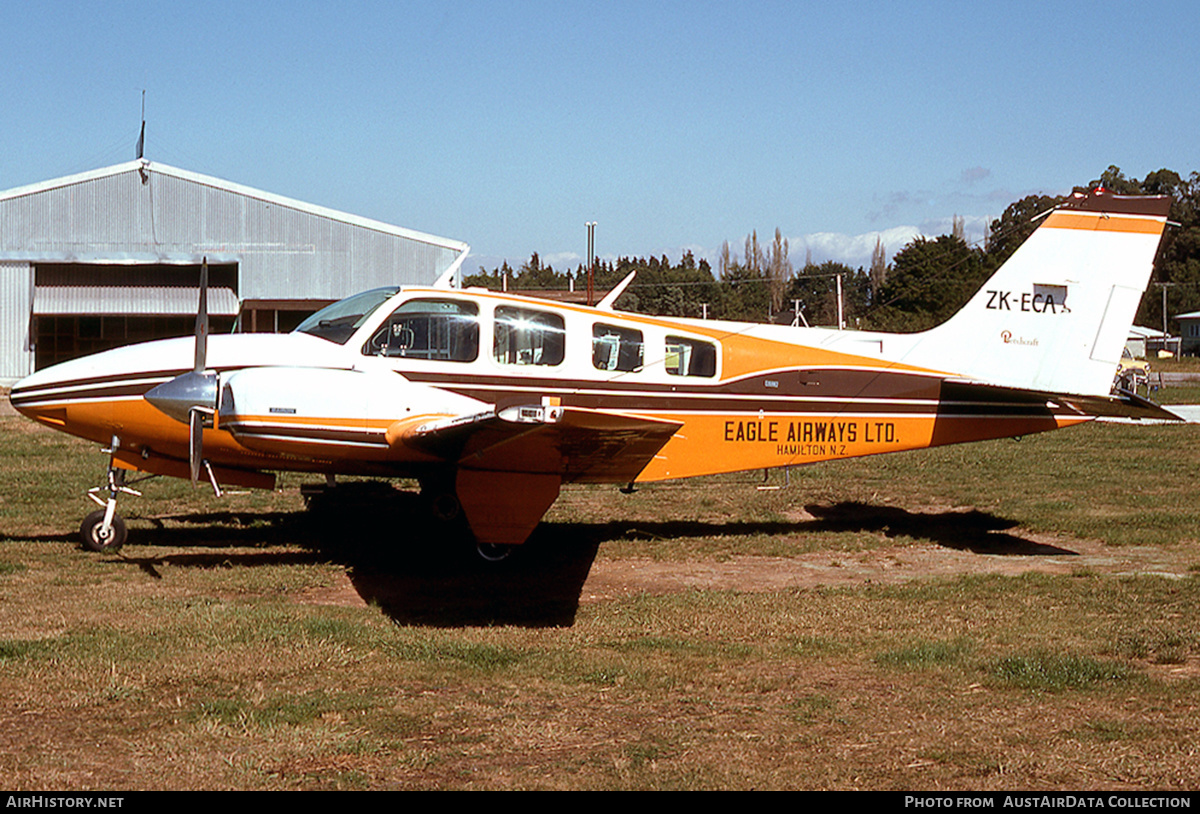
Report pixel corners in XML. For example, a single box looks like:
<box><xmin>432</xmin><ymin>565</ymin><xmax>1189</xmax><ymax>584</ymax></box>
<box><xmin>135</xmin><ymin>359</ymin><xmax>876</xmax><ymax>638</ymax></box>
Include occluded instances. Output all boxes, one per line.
<box><xmin>904</xmin><ymin>189</ymin><xmax>1172</xmax><ymax>396</ymax></box>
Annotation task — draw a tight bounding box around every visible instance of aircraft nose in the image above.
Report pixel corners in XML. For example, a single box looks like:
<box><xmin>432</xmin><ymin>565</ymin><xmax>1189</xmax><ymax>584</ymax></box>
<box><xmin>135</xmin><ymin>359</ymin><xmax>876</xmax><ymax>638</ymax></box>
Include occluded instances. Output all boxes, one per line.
<box><xmin>8</xmin><ymin>371</ymin><xmax>66</xmax><ymax>425</ymax></box>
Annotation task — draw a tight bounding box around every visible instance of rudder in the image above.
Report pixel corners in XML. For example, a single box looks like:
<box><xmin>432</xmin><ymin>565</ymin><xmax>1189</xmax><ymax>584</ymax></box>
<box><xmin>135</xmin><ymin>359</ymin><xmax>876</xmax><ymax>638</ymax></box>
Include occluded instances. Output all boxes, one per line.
<box><xmin>903</xmin><ymin>189</ymin><xmax>1171</xmax><ymax>396</ymax></box>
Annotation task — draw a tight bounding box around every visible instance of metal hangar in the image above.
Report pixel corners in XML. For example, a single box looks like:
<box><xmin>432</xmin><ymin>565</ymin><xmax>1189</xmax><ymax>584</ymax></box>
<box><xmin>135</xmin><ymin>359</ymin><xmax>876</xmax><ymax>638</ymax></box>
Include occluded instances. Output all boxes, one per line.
<box><xmin>0</xmin><ymin>160</ymin><xmax>467</xmax><ymax>383</ymax></box>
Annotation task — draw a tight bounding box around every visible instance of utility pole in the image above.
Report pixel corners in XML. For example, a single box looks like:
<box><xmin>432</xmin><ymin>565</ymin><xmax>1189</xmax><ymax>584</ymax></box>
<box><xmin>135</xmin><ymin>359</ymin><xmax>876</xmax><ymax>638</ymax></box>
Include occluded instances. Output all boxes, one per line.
<box><xmin>1156</xmin><ymin>282</ymin><xmax>1177</xmax><ymax>356</ymax></box>
<box><xmin>585</xmin><ymin>222</ymin><xmax>597</xmax><ymax>307</ymax></box>
<box><xmin>836</xmin><ymin>273</ymin><xmax>844</xmax><ymax>330</ymax></box>
<box><xmin>1156</xmin><ymin>281</ymin><xmax>1176</xmax><ymax>331</ymax></box>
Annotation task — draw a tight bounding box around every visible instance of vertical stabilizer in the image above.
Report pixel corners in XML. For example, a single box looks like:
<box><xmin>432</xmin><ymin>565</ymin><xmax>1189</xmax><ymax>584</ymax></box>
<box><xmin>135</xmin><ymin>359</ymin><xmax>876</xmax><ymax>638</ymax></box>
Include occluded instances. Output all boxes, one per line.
<box><xmin>904</xmin><ymin>189</ymin><xmax>1171</xmax><ymax>396</ymax></box>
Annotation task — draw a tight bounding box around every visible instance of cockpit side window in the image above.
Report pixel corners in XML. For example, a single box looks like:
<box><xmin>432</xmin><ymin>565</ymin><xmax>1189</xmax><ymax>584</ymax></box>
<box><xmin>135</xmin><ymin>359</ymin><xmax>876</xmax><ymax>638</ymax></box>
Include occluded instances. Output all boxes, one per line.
<box><xmin>664</xmin><ymin>335</ymin><xmax>717</xmax><ymax>377</ymax></box>
<box><xmin>592</xmin><ymin>323</ymin><xmax>643</xmax><ymax>372</ymax></box>
<box><xmin>494</xmin><ymin>306</ymin><xmax>565</xmax><ymax>366</ymax></box>
<box><xmin>364</xmin><ymin>299</ymin><xmax>479</xmax><ymax>362</ymax></box>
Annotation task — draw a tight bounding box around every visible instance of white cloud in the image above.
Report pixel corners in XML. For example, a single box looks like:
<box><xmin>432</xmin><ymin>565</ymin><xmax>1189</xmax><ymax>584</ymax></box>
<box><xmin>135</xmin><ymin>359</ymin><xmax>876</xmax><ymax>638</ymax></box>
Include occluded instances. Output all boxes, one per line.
<box><xmin>794</xmin><ymin>226</ymin><xmax>923</xmax><ymax>269</ymax></box>
<box><xmin>468</xmin><ymin>218</ymin><xmax>995</xmax><ymax>283</ymax></box>
<box><xmin>541</xmin><ymin>251</ymin><xmax>582</xmax><ymax>269</ymax></box>
<box><xmin>916</xmin><ymin>214</ymin><xmax>992</xmax><ymax>247</ymax></box>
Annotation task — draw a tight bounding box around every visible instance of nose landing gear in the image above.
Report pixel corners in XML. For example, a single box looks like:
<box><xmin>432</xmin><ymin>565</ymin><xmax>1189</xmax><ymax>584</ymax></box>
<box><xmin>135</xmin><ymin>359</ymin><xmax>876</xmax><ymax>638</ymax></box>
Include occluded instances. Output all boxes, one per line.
<box><xmin>79</xmin><ymin>438</ymin><xmax>156</xmax><ymax>552</ymax></box>
<box><xmin>81</xmin><ymin>465</ymin><xmax>139</xmax><ymax>552</ymax></box>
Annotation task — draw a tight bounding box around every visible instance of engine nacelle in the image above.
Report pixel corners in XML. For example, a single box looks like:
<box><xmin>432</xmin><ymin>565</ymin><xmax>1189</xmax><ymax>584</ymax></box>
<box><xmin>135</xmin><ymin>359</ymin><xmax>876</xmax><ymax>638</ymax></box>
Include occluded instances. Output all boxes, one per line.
<box><xmin>218</xmin><ymin>366</ymin><xmax>488</xmax><ymax>462</ymax></box>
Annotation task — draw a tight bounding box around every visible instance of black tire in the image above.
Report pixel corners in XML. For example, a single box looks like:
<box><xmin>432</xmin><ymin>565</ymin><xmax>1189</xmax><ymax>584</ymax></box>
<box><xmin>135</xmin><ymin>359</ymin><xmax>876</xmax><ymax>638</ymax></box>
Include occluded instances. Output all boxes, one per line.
<box><xmin>428</xmin><ymin>492</ymin><xmax>462</xmax><ymax>523</ymax></box>
<box><xmin>476</xmin><ymin>542</ymin><xmax>514</xmax><ymax>562</ymax></box>
<box><xmin>80</xmin><ymin>509</ymin><xmax>127</xmax><ymax>552</ymax></box>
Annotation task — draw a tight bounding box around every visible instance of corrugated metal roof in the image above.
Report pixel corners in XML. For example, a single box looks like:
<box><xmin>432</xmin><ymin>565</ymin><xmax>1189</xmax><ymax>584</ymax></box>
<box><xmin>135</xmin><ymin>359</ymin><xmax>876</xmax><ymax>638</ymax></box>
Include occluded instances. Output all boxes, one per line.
<box><xmin>1129</xmin><ymin>325</ymin><xmax>1168</xmax><ymax>338</ymax></box>
<box><xmin>0</xmin><ymin>160</ymin><xmax>471</xmax><ymax>300</ymax></box>
<box><xmin>33</xmin><ymin>285</ymin><xmax>239</xmax><ymax>316</ymax></box>
<box><xmin>0</xmin><ymin>160</ymin><xmax>468</xmax><ymax>253</ymax></box>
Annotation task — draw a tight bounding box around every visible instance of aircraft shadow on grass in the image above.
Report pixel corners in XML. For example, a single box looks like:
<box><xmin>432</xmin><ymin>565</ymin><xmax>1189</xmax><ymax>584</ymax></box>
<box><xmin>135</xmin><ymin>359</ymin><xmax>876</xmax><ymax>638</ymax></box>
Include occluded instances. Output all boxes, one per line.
<box><xmin>799</xmin><ymin>501</ymin><xmax>1076</xmax><ymax>556</ymax></box>
<box><xmin>570</xmin><ymin>501</ymin><xmax>1074</xmax><ymax>557</ymax></box>
<box><xmin>5</xmin><ymin>486</ymin><xmax>1076</xmax><ymax>627</ymax></box>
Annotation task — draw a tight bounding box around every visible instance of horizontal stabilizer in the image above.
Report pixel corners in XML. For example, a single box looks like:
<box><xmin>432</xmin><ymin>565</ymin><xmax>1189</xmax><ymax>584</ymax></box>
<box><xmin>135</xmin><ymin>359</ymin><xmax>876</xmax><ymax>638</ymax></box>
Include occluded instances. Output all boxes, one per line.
<box><xmin>1055</xmin><ymin>390</ymin><xmax>1184</xmax><ymax>422</ymax></box>
<box><xmin>399</xmin><ymin>406</ymin><xmax>682</xmax><ymax>482</ymax></box>
<box><xmin>938</xmin><ymin>377</ymin><xmax>1183</xmax><ymax>422</ymax></box>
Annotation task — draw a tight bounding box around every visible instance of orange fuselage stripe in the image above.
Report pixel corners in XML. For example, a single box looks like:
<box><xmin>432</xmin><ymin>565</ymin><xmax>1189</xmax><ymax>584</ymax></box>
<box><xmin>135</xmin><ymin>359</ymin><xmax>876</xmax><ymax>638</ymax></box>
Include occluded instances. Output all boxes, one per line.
<box><xmin>20</xmin><ymin>390</ymin><xmax>1088</xmax><ymax>484</ymax></box>
<box><xmin>1043</xmin><ymin>211</ymin><xmax>1166</xmax><ymax>234</ymax></box>
<box><xmin>634</xmin><ymin>412</ymin><xmax>1089</xmax><ymax>481</ymax></box>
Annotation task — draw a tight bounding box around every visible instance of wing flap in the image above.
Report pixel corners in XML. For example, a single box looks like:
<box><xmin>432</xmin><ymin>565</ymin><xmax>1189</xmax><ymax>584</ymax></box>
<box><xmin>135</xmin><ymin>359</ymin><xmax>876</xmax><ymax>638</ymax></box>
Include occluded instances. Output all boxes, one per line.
<box><xmin>396</xmin><ymin>405</ymin><xmax>682</xmax><ymax>483</ymax></box>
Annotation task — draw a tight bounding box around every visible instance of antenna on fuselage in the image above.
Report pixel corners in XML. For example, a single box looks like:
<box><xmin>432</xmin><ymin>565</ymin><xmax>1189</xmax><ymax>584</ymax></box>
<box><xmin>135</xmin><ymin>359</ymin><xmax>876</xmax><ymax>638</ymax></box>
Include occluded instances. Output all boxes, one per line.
<box><xmin>596</xmin><ymin>269</ymin><xmax>636</xmax><ymax>310</ymax></box>
<box><xmin>432</xmin><ymin>247</ymin><xmax>471</xmax><ymax>289</ymax></box>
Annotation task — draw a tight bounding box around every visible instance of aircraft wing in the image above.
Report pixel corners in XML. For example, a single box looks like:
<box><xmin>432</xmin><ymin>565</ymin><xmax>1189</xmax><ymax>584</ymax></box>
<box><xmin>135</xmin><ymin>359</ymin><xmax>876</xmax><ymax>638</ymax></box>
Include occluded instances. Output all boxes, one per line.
<box><xmin>396</xmin><ymin>405</ymin><xmax>683</xmax><ymax>483</ymax></box>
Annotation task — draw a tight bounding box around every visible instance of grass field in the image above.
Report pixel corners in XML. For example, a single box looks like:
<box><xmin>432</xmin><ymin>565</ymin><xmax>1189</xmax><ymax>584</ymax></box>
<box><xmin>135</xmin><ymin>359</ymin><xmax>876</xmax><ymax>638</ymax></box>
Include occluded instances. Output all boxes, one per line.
<box><xmin>2</xmin><ymin>388</ymin><xmax>1199</xmax><ymax>790</ymax></box>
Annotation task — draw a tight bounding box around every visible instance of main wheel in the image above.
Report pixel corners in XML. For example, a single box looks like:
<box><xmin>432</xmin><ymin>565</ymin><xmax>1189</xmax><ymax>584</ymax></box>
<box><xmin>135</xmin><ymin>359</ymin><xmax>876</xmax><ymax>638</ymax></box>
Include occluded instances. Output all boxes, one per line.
<box><xmin>80</xmin><ymin>509</ymin><xmax>127</xmax><ymax>552</ymax></box>
<box><xmin>428</xmin><ymin>492</ymin><xmax>462</xmax><ymax>523</ymax></box>
<box><xmin>476</xmin><ymin>542</ymin><xmax>514</xmax><ymax>562</ymax></box>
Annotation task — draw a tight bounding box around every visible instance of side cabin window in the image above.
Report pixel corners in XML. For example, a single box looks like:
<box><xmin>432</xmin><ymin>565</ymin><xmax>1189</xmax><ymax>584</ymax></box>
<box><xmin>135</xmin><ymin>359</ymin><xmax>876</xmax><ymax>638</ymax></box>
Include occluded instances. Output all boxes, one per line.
<box><xmin>593</xmin><ymin>323</ymin><xmax>643</xmax><ymax>372</ymax></box>
<box><xmin>665</xmin><ymin>335</ymin><xmax>717</xmax><ymax>377</ymax></box>
<box><xmin>494</xmin><ymin>306</ymin><xmax>565</xmax><ymax>366</ymax></box>
<box><xmin>365</xmin><ymin>298</ymin><xmax>479</xmax><ymax>362</ymax></box>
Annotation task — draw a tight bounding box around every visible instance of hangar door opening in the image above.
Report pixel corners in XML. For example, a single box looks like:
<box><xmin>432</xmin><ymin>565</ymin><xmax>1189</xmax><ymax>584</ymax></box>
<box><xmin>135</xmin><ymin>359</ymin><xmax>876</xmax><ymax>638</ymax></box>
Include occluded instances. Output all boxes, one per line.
<box><xmin>32</xmin><ymin>263</ymin><xmax>238</xmax><ymax>370</ymax></box>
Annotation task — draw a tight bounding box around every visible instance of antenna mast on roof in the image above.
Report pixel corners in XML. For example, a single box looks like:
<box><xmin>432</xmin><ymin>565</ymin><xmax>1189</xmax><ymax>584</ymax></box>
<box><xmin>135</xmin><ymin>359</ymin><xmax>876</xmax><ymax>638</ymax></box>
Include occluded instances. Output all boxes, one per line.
<box><xmin>136</xmin><ymin>90</ymin><xmax>146</xmax><ymax>160</ymax></box>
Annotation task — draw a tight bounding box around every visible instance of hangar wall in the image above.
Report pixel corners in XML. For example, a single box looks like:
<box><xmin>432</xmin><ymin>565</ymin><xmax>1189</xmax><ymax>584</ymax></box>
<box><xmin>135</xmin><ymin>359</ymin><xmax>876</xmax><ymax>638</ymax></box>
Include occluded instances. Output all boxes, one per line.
<box><xmin>0</xmin><ymin>161</ymin><xmax>468</xmax><ymax>382</ymax></box>
<box><xmin>0</xmin><ymin>262</ymin><xmax>34</xmax><ymax>379</ymax></box>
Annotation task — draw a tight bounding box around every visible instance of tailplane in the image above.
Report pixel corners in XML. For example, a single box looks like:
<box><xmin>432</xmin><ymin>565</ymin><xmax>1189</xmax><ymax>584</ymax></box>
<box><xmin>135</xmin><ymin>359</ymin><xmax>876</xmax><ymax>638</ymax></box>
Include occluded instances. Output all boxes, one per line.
<box><xmin>903</xmin><ymin>189</ymin><xmax>1172</xmax><ymax>397</ymax></box>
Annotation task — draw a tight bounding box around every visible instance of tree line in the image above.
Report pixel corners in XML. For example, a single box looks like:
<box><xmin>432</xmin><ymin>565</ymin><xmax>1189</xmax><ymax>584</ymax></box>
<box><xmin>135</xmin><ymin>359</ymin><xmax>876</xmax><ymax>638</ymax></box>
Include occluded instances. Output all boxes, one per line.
<box><xmin>465</xmin><ymin>166</ymin><xmax>1200</xmax><ymax>335</ymax></box>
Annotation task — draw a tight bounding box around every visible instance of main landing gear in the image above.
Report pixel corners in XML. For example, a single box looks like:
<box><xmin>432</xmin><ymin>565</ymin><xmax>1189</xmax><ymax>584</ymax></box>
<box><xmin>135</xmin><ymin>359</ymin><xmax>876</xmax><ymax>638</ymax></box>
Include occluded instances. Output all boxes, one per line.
<box><xmin>422</xmin><ymin>488</ymin><xmax>514</xmax><ymax>562</ymax></box>
<box><xmin>419</xmin><ymin>476</ymin><xmax>517</xmax><ymax>563</ymax></box>
<box><xmin>475</xmin><ymin>542</ymin><xmax>514</xmax><ymax>562</ymax></box>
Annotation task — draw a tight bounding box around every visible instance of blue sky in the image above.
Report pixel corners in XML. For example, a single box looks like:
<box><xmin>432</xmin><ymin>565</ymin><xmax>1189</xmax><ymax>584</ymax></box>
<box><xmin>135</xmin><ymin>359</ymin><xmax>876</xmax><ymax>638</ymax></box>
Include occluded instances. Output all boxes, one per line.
<box><xmin>2</xmin><ymin>1</ymin><xmax>1197</xmax><ymax>273</ymax></box>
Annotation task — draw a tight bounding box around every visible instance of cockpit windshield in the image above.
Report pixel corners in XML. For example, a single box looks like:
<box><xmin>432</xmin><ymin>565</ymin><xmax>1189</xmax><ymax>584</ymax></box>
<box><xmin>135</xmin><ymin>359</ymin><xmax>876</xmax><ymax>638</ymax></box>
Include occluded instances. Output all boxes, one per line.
<box><xmin>294</xmin><ymin>287</ymin><xmax>400</xmax><ymax>344</ymax></box>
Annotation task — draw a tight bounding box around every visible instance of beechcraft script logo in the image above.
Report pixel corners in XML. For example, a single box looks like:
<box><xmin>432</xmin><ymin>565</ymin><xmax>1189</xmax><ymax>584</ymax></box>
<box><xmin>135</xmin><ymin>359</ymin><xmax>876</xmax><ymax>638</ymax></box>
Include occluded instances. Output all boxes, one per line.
<box><xmin>1000</xmin><ymin>330</ymin><xmax>1038</xmax><ymax>346</ymax></box>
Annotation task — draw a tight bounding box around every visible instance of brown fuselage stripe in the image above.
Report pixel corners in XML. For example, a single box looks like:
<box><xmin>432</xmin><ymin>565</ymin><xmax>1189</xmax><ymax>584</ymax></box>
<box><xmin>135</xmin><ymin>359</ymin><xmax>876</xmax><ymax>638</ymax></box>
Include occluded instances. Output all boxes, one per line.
<box><xmin>14</xmin><ymin>366</ymin><xmax>1068</xmax><ymax>423</ymax></box>
<box><xmin>222</xmin><ymin>423</ymin><xmax>389</xmax><ymax>446</ymax></box>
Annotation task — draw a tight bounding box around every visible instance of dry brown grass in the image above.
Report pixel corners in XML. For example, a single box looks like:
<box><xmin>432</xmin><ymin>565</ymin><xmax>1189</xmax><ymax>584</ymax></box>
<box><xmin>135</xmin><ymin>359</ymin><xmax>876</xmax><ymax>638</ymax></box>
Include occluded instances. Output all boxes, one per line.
<box><xmin>2</xmin><ymin>404</ymin><xmax>1200</xmax><ymax>790</ymax></box>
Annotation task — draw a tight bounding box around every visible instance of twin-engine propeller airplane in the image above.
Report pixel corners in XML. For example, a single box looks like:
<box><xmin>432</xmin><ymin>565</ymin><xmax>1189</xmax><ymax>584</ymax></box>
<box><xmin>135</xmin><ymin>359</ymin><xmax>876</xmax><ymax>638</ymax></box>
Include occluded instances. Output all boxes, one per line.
<box><xmin>9</xmin><ymin>189</ymin><xmax>1181</xmax><ymax>559</ymax></box>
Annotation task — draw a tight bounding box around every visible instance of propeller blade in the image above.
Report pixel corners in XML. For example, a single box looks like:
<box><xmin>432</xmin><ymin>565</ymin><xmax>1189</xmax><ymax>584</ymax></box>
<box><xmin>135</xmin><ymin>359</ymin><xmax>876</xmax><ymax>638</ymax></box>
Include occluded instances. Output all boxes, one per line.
<box><xmin>194</xmin><ymin>257</ymin><xmax>209</xmax><ymax>374</ymax></box>
<box><xmin>189</xmin><ymin>408</ymin><xmax>204</xmax><ymax>485</ymax></box>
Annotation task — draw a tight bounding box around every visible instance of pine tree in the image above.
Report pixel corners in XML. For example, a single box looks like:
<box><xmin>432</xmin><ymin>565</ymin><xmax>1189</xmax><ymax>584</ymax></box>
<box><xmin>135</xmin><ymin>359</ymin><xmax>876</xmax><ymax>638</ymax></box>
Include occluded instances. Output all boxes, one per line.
<box><xmin>870</xmin><ymin>236</ymin><xmax>888</xmax><ymax>301</ymax></box>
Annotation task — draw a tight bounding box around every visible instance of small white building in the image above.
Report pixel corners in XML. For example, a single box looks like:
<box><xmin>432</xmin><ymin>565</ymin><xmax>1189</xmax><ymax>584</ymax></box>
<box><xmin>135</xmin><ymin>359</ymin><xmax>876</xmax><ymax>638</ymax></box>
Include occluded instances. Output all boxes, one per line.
<box><xmin>1176</xmin><ymin>312</ymin><xmax>1200</xmax><ymax>356</ymax></box>
<box><xmin>1126</xmin><ymin>325</ymin><xmax>1172</xmax><ymax>358</ymax></box>
<box><xmin>0</xmin><ymin>160</ymin><xmax>467</xmax><ymax>382</ymax></box>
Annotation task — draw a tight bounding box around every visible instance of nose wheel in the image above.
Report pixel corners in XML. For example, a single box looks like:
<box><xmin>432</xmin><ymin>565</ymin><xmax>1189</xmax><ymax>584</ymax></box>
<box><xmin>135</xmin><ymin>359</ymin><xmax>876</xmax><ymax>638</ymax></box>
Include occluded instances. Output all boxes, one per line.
<box><xmin>80</xmin><ymin>509</ymin><xmax>128</xmax><ymax>552</ymax></box>
<box><xmin>80</xmin><ymin>443</ymin><xmax>152</xmax><ymax>552</ymax></box>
